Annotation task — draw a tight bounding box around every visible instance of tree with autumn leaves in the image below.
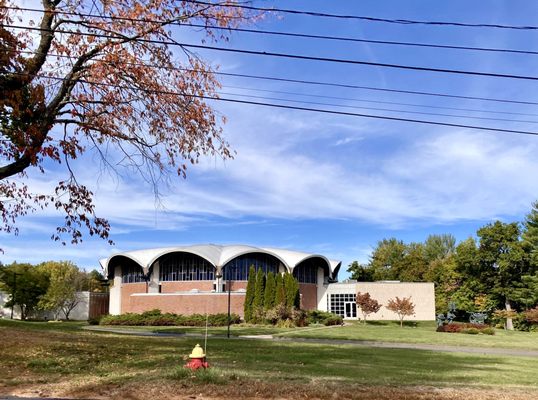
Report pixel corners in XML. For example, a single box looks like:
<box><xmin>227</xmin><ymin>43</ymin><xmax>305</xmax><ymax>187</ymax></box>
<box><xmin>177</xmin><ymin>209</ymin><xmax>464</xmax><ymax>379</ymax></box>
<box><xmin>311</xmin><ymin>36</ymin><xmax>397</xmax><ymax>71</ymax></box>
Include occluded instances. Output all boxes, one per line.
<box><xmin>0</xmin><ymin>0</ymin><xmax>254</xmax><ymax>247</ymax></box>
<box><xmin>355</xmin><ymin>291</ymin><xmax>381</xmax><ymax>324</ymax></box>
<box><xmin>386</xmin><ymin>296</ymin><xmax>416</xmax><ymax>327</ymax></box>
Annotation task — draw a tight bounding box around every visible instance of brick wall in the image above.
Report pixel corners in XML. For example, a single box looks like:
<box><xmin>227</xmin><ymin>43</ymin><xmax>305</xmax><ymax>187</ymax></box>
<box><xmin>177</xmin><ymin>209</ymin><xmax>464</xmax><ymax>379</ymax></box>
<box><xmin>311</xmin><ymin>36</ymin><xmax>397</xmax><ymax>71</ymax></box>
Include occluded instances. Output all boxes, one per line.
<box><xmin>224</xmin><ymin>281</ymin><xmax>248</xmax><ymax>291</ymax></box>
<box><xmin>161</xmin><ymin>281</ymin><xmax>214</xmax><ymax>292</ymax></box>
<box><xmin>120</xmin><ymin>283</ymin><xmax>147</xmax><ymax>314</ymax></box>
<box><xmin>299</xmin><ymin>283</ymin><xmax>318</xmax><ymax>310</ymax></box>
<box><xmin>128</xmin><ymin>293</ymin><xmax>246</xmax><ymax>316</ymax></box>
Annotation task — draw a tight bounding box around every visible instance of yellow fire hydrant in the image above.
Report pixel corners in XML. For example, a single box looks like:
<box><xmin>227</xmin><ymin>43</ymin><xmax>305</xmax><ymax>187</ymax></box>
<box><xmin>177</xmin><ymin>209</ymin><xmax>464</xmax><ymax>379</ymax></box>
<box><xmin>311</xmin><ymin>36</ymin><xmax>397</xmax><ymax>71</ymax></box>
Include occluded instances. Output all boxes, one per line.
<box><xmin>184</xmin><ymin>344</ymin><xmax>210</xmax><ymax>370</ymax></box>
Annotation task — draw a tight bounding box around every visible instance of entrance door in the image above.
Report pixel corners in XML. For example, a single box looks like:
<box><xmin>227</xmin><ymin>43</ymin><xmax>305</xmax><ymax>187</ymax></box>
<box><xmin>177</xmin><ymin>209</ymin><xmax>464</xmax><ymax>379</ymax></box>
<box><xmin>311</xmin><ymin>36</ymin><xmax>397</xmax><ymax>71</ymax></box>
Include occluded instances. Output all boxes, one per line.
<box><xmin>345</xmin><ymin>302</ymin><xmax>357</xmax><ymax>319</ymax></box>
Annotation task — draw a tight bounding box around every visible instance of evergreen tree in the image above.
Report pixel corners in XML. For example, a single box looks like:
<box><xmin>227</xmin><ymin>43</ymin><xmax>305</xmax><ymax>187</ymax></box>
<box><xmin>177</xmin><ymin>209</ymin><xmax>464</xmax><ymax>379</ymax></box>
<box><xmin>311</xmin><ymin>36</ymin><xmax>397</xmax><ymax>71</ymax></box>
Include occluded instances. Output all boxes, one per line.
<box><xmin>523</xmin><ymin>201</ymin><xmax>538</xmax><ymax>269</ymax></box>
<box><xmin>252</xmin><ymin>268</ymin><xmax>265</xmax><ymax>317</ymax></box>
<box><xmin>274</xmin><ymin>272</ymin><xmax>285</xmax><ymax>306</ymax></box>
<box><xmin>284</xmin><ymin>272</ymin><xmax>300</xmax><ymax>309</ymax></box>
<box><xmin>264</xmin><ymin>271</ymin><xmax>276</xmax><ymax>310</ymax></box>
<box><xmin>243</xmin><ymin>265</ymin><xmax>256</xmax><ymax>322</ymax></box>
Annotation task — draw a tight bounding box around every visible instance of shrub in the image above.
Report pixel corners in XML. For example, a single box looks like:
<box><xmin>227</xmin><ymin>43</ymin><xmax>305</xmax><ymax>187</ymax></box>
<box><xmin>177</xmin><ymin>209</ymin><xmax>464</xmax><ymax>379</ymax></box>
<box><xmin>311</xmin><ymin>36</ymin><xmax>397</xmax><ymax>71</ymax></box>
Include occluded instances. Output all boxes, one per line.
<box><xmin>306</xmin><ymin>310</ymin><xmax>343</xmax><ymax>326</ymax></box>
<box><xmin>436</xmin><ymin>322</ymin><xmax>494</xmax><ymax>335</ymax></box>
<box><xmin>99</xmin><ymin>312</ymin><xmax>239</xmax><ymax>327</ymax></box>
<box><xmin>524</xmin><ymin>307</ymin><xmax>538</xmax><ymax>324</ymax></box>
<box><xmin>481</xmin><ymin>327</ymin><xmax>495</xmax><ymax>335</ymax></box>
<box><xmin>461</xmin><ymin>328</ymin><xmax>480</xmax><ymax>335</ymax></box>
<box><xmin>324</xmin><ymin>316</ymin><xmax>343</xmax><ymax>326</ymax></box>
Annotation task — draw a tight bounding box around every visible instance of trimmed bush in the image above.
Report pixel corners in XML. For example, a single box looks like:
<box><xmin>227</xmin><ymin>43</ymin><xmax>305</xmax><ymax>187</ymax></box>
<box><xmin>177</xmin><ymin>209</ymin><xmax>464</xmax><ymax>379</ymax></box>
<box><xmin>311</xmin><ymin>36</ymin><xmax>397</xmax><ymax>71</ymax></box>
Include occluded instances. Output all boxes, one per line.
<box><xmin>306</xmin><ymin>310</ymin><xmax>343</xmax><ymax>326</ymax></box>
<box><xmin>436</xmin><ymin>322</ymin><xmax>494</xmax><ymax>335</ymax></box>
<box><xmin>100</xmin><ymin>310</ymin><xmax>240</xmax><ymax>327</ymax></box>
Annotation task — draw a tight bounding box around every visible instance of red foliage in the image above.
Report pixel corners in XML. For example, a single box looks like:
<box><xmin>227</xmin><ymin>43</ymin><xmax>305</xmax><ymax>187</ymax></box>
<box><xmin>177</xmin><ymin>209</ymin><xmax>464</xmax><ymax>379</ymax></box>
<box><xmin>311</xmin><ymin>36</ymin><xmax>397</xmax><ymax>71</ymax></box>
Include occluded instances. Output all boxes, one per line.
<box><xmin>524</xmin><ymin>307</ymin><xmax>538</xmax><ymax>324</ymax></box>
<box><xmin>0</xmin><ymin>0</ymin><xmax>256</xmax><ymax>248</ymax></box>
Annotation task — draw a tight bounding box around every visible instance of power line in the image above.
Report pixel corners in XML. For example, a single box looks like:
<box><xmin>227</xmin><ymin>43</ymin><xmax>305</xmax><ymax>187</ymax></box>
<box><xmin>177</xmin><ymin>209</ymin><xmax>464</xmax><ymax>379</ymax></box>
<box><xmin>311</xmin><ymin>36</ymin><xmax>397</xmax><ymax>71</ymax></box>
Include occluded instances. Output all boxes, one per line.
<box><xmin>224</xmin><ymin>85</ymin><xmax>538</xmax><ymax>117</ymax></box>
<box><xmin>219</xmin><ymin>90</ymin><xmax>538</xmax><ymax>124</ymax></box>
<box><xmin>8</xmin><ymin>23</ymin><xmax>538</xmax><ymax>82</ymax></box>
<box><xmin>12</xmin><ymin>71</ymin><xmax>538</xmax><ymax>137</ymax></box>
<box><xmin>5</xmin><ymin>5</ymin><xmax>538</xmax><ymax>56</ymax></box>
<box><xmin>185</xmin><ymin>0</ymin><xmax>538</xmax><ymax>31</ymax></box>
<box><xmin>19</xmin><ymin>49</ymin><xmax>538</xmax><ymax>108</ymax></box>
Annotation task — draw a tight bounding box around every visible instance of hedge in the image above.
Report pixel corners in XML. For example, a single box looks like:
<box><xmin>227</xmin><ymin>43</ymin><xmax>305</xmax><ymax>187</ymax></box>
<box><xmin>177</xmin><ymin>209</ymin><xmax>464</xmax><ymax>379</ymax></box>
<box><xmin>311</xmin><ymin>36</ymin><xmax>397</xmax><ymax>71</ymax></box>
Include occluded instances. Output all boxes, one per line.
<box><xmin>436</xmin><ymin>322</ymin><xmax>494</xmax><ymax>335</ymax></box>
<box><xmin>100</xmin><ymin>309</ymin><xmax>240</xmax><ymax>326</ymax></box>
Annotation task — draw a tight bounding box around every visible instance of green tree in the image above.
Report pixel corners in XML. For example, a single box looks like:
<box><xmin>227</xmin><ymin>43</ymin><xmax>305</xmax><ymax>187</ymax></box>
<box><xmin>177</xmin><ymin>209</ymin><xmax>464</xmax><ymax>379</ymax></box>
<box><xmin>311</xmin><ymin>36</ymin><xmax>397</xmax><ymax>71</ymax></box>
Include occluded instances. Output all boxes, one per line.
<box><xmin>476</xmin><ymin>221</ymin><xmax>529</xmax><ymax>330</ymax></box>
<box><xmin>522</xmin><ymin>201</ymin><xmax>538</xmax><ymax>269</ymax></box>
<box><xmin>424</xmin><ymin>255</ymin><xmax>461</xmax><ymax>312</ymax></box>
<box><xmin>38</xmin><ymin>261</ymin><xmax>85</xmax><ymax>320</ymax></box>
<box><xmin>274</xmin><ymin>272</ymin><xmax>285</xmax><ymax>306</ymax></box>
<box><xmin>284</xmin><ymin>272</ymin><xmax>300</xmax><ymax>309</ymax></box>
<box><xmin>347</xmin><ymin>261</ymin><xmax>374</xmax><ymax>281</ymax></box>
<box><xmin>397</xmin><ymin>242</ymin><xmax>428</xmax><ymax>282</ymax></box>
<box><xmin>252</xmin><ymin>268</ymin><xmax>266</xmax><ymax>317</ymax></box>
<box><xmin>368</xmin><ymin>238</ymin><xmax>407</xmax><ymax>281</ymax></box>
<box><xmin>0</xmin><ymin>262</ymin><xmax>49</xmax><ymax>320</ymax></box>
<box><xmin>264</xmin><ymin>271</ymin><xmax>276</xmax><ymax>311</ymax></box>
<box><xmin>423</xmin><ymin>234</ymin><xmax>456</xmax><ymax>263</ymax></box>
<box><xmin>243</xmin><ymin>265</ymin><xmax>256</xmax><ymax>323</ymax></box>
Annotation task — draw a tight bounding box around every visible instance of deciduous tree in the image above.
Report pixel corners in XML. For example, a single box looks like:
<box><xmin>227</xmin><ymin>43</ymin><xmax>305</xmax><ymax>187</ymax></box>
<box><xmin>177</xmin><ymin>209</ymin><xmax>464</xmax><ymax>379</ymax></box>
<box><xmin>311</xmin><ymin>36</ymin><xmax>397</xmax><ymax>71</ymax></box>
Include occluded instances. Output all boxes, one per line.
<box><xmin>355</xmin><ymin>291</ymin><xmax>381</xmax><ymax>323</ymax></box>
<box><xmin>0</xmin><ymin>262</ymin><xmax>49</xmax><ymax>319</ymax></box>
<box><xmin>38</xmin><ymin>260</ymin><xmax>85</xmax><ymax>320</ymax></box>
<box><xmin>386</xmin><ymin>296</ymin><xmax>415</xmax><ymax>327</ymax></box>
<box><xmin>0</xmin><ymin>0</ymin><xmax>251</xmax><ymax>247</ymax></box>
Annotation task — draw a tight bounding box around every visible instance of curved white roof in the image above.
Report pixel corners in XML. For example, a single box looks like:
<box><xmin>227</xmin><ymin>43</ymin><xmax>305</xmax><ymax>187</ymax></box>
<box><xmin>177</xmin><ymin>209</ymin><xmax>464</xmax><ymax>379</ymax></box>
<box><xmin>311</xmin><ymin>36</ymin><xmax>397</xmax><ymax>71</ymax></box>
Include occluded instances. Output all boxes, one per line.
<box><xmin>102</xmin><ymin>244</ymin><xmax>341</xmax><ymax>279</ymax></box>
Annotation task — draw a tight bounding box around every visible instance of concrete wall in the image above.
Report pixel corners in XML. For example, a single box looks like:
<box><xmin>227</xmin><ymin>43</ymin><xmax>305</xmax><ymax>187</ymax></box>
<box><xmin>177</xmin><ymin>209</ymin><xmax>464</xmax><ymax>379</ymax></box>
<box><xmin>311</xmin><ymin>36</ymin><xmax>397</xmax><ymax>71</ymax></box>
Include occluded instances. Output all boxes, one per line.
<box><xmin>327</xmin><ymin>282</ymin><xmax>436</xmax><ymax>321</ymax></box>
<box><xmin>0</xmin><ymin>290</ymin><xmax>90</xmax><ymax>320</ymax></box>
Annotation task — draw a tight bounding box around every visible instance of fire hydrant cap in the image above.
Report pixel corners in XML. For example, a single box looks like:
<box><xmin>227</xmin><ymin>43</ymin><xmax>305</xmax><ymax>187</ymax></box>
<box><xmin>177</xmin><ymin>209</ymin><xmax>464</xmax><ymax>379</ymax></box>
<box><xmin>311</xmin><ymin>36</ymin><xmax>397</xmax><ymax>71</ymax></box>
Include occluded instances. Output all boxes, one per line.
<box><xmin>189</xmin><ymin>344</ymin><xmax>206</xmax><ymax>358</ymax></box>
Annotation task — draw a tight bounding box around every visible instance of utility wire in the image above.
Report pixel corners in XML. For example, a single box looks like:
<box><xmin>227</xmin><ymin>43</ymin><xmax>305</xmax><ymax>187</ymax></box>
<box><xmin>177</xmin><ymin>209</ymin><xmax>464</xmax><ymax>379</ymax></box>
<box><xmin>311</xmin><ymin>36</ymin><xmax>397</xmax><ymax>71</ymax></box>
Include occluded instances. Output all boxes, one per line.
<box><xmin>7</xmin><ymin>23</ymin><xmax>538</xmax><ymax>82</ymax></box>
<box><xmin>4</xmin><ymin>5</ymin><xmax>538</xmax><ymax>56</ymax></box>
<box><xmin>19</xmin><ymin>49</ymin><xmax>538</xmax><ymax>108</ymax></box>
<box><xmin>12</xmin><ymin>71</ymin><xmax>538</xmax><ymax>137</ymax></box>
<box><xmin>186</xmin><ymin>0</ymin><xmax>538</xmax><ymax>31</ymax></box>
<box><xmin>218</xmin><ymin>90</ymin><xmax>538</xmax><ymax>124</ymax></box>
<box><xmin>224</xmin><ymin>85</ymin><xmax>538</xmax><ymax>117</ymax></box>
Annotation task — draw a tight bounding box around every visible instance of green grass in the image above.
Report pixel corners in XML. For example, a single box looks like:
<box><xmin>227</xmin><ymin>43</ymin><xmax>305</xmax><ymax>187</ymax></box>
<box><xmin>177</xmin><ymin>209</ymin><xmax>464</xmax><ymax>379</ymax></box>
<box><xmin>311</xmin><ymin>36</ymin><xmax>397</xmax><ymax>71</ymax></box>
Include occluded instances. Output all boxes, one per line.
<box><xmin>92</xmin><ymin>323</ymin><xmax>300</xmax><ymax>336</ymax></box>
<box><xmin>1</xmin><ymin>318</ymin><xmax>538</xmax><ymax>394</ymax></box>
<box><xmin>277</xmin><ymin>320</ymin><xmax>538</xmax><ymax>350</ymax></box>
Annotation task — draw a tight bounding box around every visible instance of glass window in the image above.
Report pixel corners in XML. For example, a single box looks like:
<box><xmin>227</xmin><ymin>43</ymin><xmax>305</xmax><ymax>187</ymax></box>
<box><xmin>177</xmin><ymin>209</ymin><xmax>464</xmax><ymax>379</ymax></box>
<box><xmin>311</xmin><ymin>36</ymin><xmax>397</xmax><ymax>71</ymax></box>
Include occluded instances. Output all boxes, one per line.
<box><xmin>328</xmin><ymin>293</ymin><xmax>357</xmax><ymax>318</ymax></box>
<box><xmin>121</xmin><ymin>263</ymin><xmax>145</xmax><ymax>283</ymax></box>
<box><xmin>293</xmin><ymin>258</ymin><xmax>322</xmax><ymax>284</ymax></box>
<box><xmin>222</xmin><ymin>252</ymin><xmax>280</xmax><ymax>281</ymax></box>
<box><xmin>159</xmin><ymin>253</ymin><xmax>215</xmax><ymax>281</ymax></box>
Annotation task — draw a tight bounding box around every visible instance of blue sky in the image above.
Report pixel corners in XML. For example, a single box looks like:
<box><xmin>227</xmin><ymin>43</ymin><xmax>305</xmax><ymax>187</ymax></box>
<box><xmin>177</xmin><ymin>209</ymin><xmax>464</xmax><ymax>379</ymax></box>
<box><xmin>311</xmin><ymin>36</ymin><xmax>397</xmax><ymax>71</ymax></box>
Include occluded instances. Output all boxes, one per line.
<box><xmin>3</xmin><ymin>1</ymin><xmax>538</xmax><ymax>279</ymax></box>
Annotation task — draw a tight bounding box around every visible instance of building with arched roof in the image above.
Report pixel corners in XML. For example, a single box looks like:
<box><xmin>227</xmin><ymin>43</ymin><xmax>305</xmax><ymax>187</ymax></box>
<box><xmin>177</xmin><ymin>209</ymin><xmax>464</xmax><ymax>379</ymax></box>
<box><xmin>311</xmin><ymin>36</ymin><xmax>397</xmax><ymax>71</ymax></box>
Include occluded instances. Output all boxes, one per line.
<box><xmin>100</xmin><ymin>244</ymin><xmax>341</xmax><ymax>316</ymax></box>
<box><xmin>100</xmin><ymin>244</ymin><xmax>435</xmax><ymax>321</ymax></box>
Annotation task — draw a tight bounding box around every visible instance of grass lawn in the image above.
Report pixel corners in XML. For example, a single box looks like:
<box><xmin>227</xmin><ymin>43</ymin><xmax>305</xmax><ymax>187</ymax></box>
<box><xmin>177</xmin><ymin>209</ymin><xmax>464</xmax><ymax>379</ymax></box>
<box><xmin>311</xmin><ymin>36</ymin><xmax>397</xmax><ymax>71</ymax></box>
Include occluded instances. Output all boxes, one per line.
<box><xmin>92</xmin><ymin>320</ymin><xmax>538</xmax><ymax>351</ymax></box>
<box><xmin>1</xmin><ymin>319</ymin><xmax>537</xmax><ymax>399</ymax></box>
<box><xmin>278</xmin><ymin>321</ymin><xmax>538</xmax><ymax>350</ymax></box>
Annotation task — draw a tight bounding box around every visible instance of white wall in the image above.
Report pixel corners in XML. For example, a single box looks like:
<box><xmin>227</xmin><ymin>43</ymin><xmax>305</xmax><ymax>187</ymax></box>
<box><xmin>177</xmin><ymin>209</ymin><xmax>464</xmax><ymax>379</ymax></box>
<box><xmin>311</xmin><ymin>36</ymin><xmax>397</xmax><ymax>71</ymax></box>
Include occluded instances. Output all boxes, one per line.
<box><xmin>326</xmin><ymin>282</ymin><xmax>436</xmax><ymax>321</ymax></box>
<box><xmin>109</xmin><ymin>265</ymin><xmax>122</xmax><ymax>315</ymax></box>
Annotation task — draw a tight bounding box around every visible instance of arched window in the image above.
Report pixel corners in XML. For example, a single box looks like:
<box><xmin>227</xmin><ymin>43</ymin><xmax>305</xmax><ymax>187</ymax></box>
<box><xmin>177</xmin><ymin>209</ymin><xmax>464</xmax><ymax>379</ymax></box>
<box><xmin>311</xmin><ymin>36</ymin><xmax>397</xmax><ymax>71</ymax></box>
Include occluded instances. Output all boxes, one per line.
<box><xmin>293</xmin><ymin>258</ymin><xmax>326</xmax><ymax>284</ymax></box>
<box><xmin>159</xmin><ymin>252</ymin><xmax>215</xmax><ymax>281</ymax></box>
<box><xmin>121</xmin><ymin>260</ymin><xmax>146</xmax><ymax>283</ymax></box>
<box><xmin>222</xmin><ymin>252</ymin><xmax>280</xmax><ymax>281</ymax></box>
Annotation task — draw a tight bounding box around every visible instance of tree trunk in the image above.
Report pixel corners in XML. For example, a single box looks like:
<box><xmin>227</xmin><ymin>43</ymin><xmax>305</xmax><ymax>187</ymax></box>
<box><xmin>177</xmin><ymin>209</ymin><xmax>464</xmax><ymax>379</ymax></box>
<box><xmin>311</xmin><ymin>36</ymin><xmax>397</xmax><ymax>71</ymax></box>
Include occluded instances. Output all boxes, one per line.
<box><xmin>505</xmin><ymin>300</ymin><xmax>514</xmax><ymax>331</ymax></box>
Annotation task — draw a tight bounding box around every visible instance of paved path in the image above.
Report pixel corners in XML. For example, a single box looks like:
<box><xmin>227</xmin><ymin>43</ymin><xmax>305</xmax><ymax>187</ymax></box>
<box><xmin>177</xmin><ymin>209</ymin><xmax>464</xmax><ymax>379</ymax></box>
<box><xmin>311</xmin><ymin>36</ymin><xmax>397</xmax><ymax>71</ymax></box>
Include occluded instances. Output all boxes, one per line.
<box><xmin>82</xmin><ymin>326</ymin><xmax>538</xmax><ymax>358</ymax></box>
